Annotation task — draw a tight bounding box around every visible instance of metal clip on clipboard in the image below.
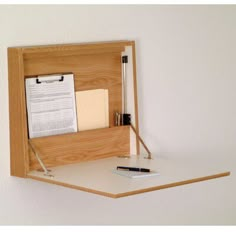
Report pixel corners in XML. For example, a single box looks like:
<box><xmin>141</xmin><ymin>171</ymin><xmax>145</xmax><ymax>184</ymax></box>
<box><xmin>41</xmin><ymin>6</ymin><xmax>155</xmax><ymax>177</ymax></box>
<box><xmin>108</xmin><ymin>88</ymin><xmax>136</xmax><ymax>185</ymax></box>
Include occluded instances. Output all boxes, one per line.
<box><xmin>36</xmin><ymin>74</ymin><xmax>64</xmax><ymax>84</ymax></box>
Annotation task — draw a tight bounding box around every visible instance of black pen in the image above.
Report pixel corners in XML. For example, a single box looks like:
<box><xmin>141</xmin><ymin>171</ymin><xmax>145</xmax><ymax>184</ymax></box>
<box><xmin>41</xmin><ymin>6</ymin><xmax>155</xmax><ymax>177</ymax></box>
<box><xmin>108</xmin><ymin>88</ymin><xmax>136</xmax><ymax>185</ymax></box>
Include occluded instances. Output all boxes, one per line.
<box><xmin>117</xmin><ymin>166</ymin><xmax>150</xmax><ymax>172</ymax></box>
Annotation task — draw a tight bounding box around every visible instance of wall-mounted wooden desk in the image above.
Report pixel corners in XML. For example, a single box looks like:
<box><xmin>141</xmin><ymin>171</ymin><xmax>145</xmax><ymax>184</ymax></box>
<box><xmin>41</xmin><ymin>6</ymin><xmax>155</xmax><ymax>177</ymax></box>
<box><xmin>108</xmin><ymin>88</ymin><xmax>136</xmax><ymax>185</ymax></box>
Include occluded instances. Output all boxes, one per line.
<box><xmin>27</xmin><ymin>155</ymin><xmax>230</xmax><ymax>198</ymax></box>
<box><xmin>8</xmin><ymin>40</ymin><xmax>230</xmax><ymax>198</ymax></box>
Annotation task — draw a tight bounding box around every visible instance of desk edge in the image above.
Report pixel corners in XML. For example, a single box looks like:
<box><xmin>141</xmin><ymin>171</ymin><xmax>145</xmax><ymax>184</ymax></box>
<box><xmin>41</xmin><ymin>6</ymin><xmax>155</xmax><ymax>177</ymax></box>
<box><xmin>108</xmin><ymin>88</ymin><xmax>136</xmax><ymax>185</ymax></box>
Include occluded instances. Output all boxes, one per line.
<box><xmin>27</xmin><ymin>171</ymin><xmax>230</xmax><ymax>198</ymax></box>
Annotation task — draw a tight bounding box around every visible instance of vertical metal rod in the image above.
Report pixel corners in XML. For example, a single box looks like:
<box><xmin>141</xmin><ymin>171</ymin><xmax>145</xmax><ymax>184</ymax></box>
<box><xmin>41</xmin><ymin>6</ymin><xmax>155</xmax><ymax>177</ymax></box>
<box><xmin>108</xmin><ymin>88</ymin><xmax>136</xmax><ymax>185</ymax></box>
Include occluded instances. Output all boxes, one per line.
<box><xmin>122</xmin><ymin>56</ymin><xmax>128</xmax><ymax>125</ymax></box>
<box><xmin>122</xmin><ymin>62</ymin><xmax>127</xmax><ymax>114</ymax></box>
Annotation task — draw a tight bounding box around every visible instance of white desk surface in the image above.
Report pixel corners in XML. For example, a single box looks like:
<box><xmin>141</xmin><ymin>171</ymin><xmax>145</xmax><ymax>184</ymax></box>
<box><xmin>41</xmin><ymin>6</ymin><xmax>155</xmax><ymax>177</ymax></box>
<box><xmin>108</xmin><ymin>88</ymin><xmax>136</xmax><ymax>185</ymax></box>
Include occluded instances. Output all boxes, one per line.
<box><xmin>27</xmin><ymin>156</ymin><xmax>230</xmax><ymax>198</ymax></box>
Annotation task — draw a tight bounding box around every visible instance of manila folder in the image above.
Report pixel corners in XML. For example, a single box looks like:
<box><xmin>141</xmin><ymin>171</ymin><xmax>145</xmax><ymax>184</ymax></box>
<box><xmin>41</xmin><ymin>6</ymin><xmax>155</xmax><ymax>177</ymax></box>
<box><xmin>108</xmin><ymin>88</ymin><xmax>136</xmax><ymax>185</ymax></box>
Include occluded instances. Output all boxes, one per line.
<box><xmin>76</xmin><ymin>89</ymin><xmax>109</xmax><ymax>131</ymax></box>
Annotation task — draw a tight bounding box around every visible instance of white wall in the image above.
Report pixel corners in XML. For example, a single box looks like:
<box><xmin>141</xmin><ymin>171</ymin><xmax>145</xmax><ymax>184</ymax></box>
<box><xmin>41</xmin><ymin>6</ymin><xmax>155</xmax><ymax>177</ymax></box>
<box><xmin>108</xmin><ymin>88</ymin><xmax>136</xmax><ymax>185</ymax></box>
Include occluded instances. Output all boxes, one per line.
<box><xmin>0</xmin><ymin>5</ymin><xmax>235</xmax><ymax>225</ymax></box>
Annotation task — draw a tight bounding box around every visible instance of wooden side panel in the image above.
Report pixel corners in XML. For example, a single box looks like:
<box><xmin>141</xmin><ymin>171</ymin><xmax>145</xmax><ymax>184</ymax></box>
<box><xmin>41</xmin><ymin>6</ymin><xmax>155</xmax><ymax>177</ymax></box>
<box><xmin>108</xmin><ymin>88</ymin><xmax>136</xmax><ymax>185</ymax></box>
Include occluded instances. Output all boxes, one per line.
<box><xmin>24</xmin><ymin>53</ymin><xmax>122</xmax><ymax>126</ymax></box>
<box><xmin>8</xmin><ymin>48</ymin><xmax>29</xmax><ymax>177</ymax></box>
<box><xmin>29</xmin><ymin>126</ymin><xmax>130</xmax><ymax>171</ymax></box>
<box><xmin>130</xmin><ymin>42</ymin><xmax>140</xmax><ymax>154</ymax></box>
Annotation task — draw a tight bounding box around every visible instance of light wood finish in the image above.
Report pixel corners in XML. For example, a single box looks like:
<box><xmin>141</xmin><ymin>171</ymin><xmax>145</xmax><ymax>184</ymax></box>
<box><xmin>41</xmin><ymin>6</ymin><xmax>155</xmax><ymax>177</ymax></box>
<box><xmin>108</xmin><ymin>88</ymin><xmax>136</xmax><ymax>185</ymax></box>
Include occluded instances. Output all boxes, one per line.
<box><xmin>8</xmin><ymin>48</ymin><xmax>29</xmax><ymax>177</ymax></box>
<box><xmin>131</xmin><ymin>42</ymin><xmax>140</xmax><ymax>154</ymax></box>
<box><xmin>8</xmin><ymin>41</ymin><xmax>231</xmax><ymax>198</ymax></box>
<box><xmin>21</xmin><ymin>41</ymin><xmax>133</xmax><ymax>59</ymax></box>
<box><xmin>24</xmin><ymin>53</ymin><xmax>122</xmax><ymax>126</ymax></box>
<box><xmin>8</xmin><ymin>40</ymin><xmax>139</xmax><ymax>181</ymax></box>
<box><xmin>29</xmin><ymin>126</ymin><xmax>130</xmax><ymax>171</ymax></box>
<box><xmin>27</xmin><ymin>156</ymin><xmax>231</xmax><ymax>198</ymax></box>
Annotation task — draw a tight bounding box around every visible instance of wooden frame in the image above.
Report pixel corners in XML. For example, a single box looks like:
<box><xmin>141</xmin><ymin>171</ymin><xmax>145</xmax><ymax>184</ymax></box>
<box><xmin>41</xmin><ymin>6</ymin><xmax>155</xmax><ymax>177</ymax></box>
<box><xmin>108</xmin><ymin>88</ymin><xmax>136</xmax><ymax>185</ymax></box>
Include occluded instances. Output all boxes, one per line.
<box><xmin>8</xmin><ymin>40</ymin><xmax>230</xmax><ymax>198</ymax></box>
<box><xmin>8</xmin><ymin>40</ymin><xmax>139</xmax><ymax>178</ymax></box>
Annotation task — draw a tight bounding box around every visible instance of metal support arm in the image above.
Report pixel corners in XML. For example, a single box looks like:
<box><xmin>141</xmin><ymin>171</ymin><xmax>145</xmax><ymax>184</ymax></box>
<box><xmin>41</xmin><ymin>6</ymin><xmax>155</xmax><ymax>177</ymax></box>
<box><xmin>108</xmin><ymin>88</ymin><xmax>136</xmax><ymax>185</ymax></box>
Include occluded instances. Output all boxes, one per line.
<box><xmin>28</xmin><ymin>141</ymin><xmax>53</xmax><ymax>177</ymax></box>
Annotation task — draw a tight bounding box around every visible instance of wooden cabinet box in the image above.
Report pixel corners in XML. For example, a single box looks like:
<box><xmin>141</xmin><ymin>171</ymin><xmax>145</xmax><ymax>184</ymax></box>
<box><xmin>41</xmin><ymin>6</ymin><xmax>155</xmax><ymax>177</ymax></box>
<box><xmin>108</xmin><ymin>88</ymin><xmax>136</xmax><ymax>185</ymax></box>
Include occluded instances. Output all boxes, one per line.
<box><xmin>8</xmin><ymin>41</ymin><xmax>230</xmax><ymax>198</ymax></box>
<box><xmin>8</xmin><ymin>41</ymin><xmax>139</xmax><ymax>177</ymax></box>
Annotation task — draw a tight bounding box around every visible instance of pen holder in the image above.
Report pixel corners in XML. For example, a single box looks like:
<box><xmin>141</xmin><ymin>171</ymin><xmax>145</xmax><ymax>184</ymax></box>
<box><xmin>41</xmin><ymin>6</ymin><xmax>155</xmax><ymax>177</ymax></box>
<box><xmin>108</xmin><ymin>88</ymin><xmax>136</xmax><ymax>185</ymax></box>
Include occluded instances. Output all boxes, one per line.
<box><xmin>115</xmin><ymin>112</ymin><xmax>131</xmax><ymax>126</ymax></box>
<box><xmin>122</xmin><ymin>113</ymin><xmax>131</xmax><ymax>126</ymax></box>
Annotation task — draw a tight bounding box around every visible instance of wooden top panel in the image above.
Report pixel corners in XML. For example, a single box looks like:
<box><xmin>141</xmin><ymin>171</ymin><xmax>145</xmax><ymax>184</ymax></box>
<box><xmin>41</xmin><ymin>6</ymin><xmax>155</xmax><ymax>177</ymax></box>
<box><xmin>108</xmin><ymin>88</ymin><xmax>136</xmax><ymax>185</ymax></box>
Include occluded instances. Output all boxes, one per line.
<box><xmin>9</xmin><ymin>40</ymin><xmax>134</xmax><ymax>59</ymax></box>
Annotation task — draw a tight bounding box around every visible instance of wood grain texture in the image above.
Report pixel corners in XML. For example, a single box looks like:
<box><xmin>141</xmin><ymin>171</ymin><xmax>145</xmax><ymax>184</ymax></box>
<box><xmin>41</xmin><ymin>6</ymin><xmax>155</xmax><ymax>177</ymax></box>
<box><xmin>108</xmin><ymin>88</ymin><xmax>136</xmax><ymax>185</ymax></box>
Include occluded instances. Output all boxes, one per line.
<box><xmin>8</xmin><ymin>40</ymin><xmax>139</xmax><ymax>179</ymax></box>
<box><xmin>29</xmin><ymin>126</ymin><xmax>130</xmax><ymax>171</ymax></box>
<box><xmin>8</xmin><ymin>48</ymin><xmax>29</xmax><ymax>177</ymax></box>
<box><xmin>24</xmin><ymin>53</ymin><xmax>122</xmax><ymax>126</ymax></box>
<box><xmin>27</xmin><ymin>171</ymin><xmax>230</xmax><ymax>198</ymax></box>
<box><xmin>21</xmin><ymin>40</ymin><xmax>132</xmax><ymax>59</ymax></box>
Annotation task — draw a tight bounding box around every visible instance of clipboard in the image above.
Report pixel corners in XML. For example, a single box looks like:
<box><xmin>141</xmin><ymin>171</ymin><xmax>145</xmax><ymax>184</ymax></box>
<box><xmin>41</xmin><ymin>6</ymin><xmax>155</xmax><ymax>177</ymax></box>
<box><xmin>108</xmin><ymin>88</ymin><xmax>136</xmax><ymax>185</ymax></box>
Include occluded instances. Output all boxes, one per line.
<box><xmin>25</xmin><ymin>73</ymin><xmax>78</xmax><ymax>138</ymax></box>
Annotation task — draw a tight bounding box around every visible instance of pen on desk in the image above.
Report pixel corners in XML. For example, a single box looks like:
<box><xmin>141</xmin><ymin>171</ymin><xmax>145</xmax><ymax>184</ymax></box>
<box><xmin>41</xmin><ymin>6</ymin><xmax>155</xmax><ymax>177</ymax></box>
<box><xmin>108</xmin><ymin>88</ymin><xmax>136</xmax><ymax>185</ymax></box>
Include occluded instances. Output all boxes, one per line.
<box><xmin>116</xmin><ymin>166</ymin><xmax>150</xmax><ymax>172</ymax></box>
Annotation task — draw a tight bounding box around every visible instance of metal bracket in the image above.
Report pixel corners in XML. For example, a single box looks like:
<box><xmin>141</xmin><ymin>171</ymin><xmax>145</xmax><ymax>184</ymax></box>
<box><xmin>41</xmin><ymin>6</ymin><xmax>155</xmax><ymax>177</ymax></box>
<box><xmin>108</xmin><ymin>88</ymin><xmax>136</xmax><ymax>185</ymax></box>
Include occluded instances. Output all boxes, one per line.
<box><xmin>28</xmin><ymin>141</ymin><xmax>54</xmax><ymax>177</ymax></box>
<box><xmin>117</xmin><ymin>123</ymin><xmax>152</xmax><ymax>159</ymax></box>
<box><xmin>130</xmin><ymin>124</ymin><xmax>152</xmax><ymax>159</ymax></box>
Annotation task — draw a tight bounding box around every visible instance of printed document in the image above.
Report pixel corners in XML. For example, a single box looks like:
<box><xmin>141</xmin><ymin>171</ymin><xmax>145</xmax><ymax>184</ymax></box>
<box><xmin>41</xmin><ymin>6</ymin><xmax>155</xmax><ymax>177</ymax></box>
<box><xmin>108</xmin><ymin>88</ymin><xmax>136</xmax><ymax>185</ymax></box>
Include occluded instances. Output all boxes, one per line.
<box><xmin>25</xmin><ymin>74</ymin><xmax>78</xmax><ymax>138</ymax></box>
